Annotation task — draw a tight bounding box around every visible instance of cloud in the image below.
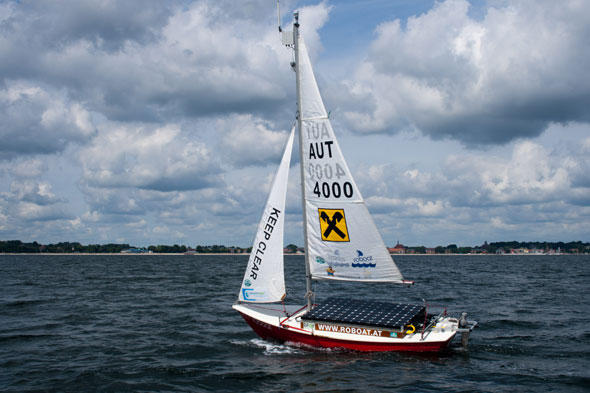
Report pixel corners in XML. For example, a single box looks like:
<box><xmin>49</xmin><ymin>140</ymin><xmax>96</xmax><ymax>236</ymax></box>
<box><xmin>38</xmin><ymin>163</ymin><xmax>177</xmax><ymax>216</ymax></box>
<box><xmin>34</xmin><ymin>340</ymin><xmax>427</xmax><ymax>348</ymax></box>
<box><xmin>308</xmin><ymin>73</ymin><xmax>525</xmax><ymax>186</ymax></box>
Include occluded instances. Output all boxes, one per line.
<box><xmin>568</xmin><ymin>136</ymin><xmax>590</xmax><ymax>189</ymax></box>
<box><xmin>296</xmin><ymin>3</ymin><xmax>332</xmax><ymax>59</ymax></box>
<box><xmin>355</xmin><ymin>132</ymin><xmax>590</xmax><ymax>244</ymax></box>
<box><xmin>14</xmin><ymin>202</ymin><xmax>73</xmax><ymax>222</ymax></box>
<box><xmin>1</xmin><ymin>1</ymin><xmax>172</xmax><ymax>48</ymax></box>
<box><xmin>8</xmin><ymin>158</ymin><xmax>46</xmax><ymax>178</ymax></box>
<box><xmin>366</xmin><ymin>195</ymin><xmax>447</xmax><ymax>218</ymax></box>
<box><xmin>466</xmin><ymin>142</ymin><xmax>569</xmax><ymax>205</ymax></box>
<box><xmin>339</xmin><ymin>0</ymin><xmax>590</xmax><ymax>145</ymax></box>
<box><xmin>217</xmin><ymin>114</ymin><xmax>291</xmax><ymax>167</ymax></box>
<box><xmin>79</xmin><ymin>188</ymin><xmax>145</xmax><ymax>216</ymax></box>
<box><xmin>0</xmin><ymin>82</ymin><xmax>96</xmax><ymax>159</ymax></box>
<box><xmin>0</xmin><ymin>1</ymin><xmax>300</xmax><ymax>123</ymax></box>
<box><xmin>0</xmin><ymin>180</ymin><xmax>73</xmax><ymax>228</ymax></box>
<box><xmin>9</xmin><ymin>181</ymin><xmax>65</xmax><ymax>206</ymax></box>
<box><xmin>79</xmin><ymin>123</ymin><xmax>222</xmax><ymax>192</ymax></box>
<box><xmin>362</xmin><ymin>138</ymin><xmax>587</xmax><ymax>210</ymax></box>
<box><xmin>440</xmin><ymin>139</ymin><xmax>589</xmax><ymax>208</ymax></box>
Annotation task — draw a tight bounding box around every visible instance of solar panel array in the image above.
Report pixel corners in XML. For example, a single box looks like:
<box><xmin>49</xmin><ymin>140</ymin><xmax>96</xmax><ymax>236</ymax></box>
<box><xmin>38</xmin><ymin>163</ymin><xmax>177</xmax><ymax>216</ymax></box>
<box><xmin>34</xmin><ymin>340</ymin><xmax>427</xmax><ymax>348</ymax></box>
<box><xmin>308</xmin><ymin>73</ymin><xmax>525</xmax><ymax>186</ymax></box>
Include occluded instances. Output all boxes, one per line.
<box><xmin>301</xmin><ymin>298</ymin><xmax>425</xmax><ymax>329</ymax></box>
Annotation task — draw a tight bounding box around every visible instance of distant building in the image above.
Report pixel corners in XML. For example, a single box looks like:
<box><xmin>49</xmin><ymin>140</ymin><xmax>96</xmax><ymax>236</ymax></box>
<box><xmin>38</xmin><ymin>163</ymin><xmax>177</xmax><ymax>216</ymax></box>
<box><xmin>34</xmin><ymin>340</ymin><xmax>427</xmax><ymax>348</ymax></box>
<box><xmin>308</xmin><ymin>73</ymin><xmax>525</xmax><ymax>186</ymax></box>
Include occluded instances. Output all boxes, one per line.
<box><xmin>389</xmin><ymin>242</ymin><xmax>406</xmax><ymax>254</ymax></box>
<box><xmin>510</xmin><ymin>248</ymin><xmax>529</xmax><ymax>254</ymax></box>
<box><xmin>283</xmin><ymin>244</ymin><xmax>300</xmax><ymax>254</ymax></box>
<box><xmin>121</xmin><ymin>248</ymin><xmax>147</xmax><ymax>254</ymax></box>
<box><xmin>426</xmin><ymin>248</ymin><xmax>435</xmax><ymax>254</ymax></box>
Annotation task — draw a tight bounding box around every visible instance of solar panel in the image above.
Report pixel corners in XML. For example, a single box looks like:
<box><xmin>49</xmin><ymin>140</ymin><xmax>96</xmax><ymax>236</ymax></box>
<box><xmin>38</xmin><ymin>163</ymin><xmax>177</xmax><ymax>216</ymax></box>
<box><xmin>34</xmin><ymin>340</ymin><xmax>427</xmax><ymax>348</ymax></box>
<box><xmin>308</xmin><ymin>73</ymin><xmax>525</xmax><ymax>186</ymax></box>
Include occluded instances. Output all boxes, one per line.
<box><xmin>301</xmin><ymin>298</ymin><xmax>425</xmax><ymax>329</ymax></box>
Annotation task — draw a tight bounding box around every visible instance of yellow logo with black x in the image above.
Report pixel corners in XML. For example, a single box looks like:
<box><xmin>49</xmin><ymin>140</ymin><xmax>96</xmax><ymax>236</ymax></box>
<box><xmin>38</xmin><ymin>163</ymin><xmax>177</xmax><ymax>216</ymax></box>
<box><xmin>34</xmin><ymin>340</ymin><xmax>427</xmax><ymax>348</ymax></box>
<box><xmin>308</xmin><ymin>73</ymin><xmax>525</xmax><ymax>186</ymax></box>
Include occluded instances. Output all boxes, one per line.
<box><xmin>318</xmin><ymin>208</ymin><xmax>350</xmax><ymax>242</ymax></box>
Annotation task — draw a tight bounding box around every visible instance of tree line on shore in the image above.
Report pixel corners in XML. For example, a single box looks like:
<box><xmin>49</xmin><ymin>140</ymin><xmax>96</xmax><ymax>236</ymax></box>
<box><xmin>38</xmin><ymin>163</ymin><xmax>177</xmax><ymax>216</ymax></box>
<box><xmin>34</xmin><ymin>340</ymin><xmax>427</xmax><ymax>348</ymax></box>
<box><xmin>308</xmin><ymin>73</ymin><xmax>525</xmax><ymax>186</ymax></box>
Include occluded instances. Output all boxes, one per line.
<box><xmin>0</xmin><ymin>240</ymin><xmax>587</xmax><ymax>254</ymax></box>
<box><xmin>403</xmin><ymin>241</ymin><xmax>588</xmax><ymax>254</ymax></box>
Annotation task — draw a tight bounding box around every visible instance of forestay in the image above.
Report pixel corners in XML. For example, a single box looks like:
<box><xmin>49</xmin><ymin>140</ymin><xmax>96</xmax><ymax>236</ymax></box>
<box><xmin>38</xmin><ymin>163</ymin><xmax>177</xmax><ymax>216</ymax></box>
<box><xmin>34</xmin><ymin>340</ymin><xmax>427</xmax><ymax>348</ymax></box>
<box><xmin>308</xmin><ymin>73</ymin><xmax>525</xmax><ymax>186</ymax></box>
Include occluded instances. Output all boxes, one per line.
<box><xmin>238</xmin><ymin>126</ymin><xmax>295</xmax><ymax>302</ymax></box>
<box><xmin>297</xmin><ymin>36</ymin><xmax>404</xmax><ymax>283</ymax></box>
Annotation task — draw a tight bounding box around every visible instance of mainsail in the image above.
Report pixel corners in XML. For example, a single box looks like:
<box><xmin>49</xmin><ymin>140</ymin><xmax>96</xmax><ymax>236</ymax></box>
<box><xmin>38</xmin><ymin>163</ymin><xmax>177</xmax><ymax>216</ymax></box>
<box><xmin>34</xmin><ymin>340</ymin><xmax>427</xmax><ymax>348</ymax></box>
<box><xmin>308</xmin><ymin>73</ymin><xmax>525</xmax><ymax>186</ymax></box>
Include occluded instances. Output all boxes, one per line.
<box><xmin>297</xmin><ymin>35</ymin><xmax>404</xmax><ymax>283</ymax></box>
<box><xmin>238</xmin><ymin>126</ymin><xmax>295</xmax><ymax>302</ymax></box>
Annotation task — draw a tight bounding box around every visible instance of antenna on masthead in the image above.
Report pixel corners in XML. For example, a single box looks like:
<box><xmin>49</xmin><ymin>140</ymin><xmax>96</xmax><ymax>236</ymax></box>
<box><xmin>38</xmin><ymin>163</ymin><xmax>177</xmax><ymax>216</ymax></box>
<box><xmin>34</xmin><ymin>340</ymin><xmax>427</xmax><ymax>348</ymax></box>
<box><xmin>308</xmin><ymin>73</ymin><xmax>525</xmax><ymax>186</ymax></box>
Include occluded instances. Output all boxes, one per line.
<box><xmin>279</xmin><ymin>5</ymin><xmax>294</xmax><ymax>48</ymax></box>
<box><xmin>277</xmin><ymin>0</ymin><xmax>282</xmax><ymax>32</ymax></box>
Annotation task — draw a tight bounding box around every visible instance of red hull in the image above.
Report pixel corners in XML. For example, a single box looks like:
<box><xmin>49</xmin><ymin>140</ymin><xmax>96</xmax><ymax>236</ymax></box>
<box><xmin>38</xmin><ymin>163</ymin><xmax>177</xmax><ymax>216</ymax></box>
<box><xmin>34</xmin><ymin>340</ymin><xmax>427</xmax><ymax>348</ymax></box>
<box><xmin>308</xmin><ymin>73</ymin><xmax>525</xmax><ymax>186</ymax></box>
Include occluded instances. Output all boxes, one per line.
<box><xmin>239</xmin><ymin>312</ymin><xmax>453</xmax><ymax>352</ymax></box>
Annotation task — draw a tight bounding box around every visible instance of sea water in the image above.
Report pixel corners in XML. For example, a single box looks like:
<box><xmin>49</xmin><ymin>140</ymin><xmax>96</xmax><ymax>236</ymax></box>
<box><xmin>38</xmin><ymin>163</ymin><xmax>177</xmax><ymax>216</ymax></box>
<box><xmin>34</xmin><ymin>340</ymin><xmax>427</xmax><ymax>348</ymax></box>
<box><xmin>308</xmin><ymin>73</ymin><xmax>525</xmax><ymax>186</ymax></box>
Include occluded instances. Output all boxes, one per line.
<box><xmin>1</xmin><ymin>254</ymin><xmax>588</xmax><ymax>392</ymax></box>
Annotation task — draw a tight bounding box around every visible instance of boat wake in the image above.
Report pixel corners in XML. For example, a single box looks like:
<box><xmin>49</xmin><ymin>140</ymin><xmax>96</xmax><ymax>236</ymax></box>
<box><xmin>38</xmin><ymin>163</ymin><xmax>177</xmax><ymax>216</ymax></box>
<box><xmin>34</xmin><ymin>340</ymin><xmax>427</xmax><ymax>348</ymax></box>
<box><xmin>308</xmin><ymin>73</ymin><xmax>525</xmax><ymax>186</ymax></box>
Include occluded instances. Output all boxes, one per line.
<box><xmin>231</xmin><ymin>338</ymin><xmax>303</xmax><ymax>355</ymax></box>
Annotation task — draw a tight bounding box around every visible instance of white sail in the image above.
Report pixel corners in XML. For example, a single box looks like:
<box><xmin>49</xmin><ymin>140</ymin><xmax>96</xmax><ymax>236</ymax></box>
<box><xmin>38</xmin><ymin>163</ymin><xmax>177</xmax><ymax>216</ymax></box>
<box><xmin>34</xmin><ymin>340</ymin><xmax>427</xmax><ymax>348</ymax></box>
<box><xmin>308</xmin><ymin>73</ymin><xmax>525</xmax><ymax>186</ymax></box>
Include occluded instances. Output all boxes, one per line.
<box><xmin>297</xmin><ymin>36</ymin><xmax>404</xmax><ymax>283</ymax></box>
<box><xmin>238</xmin><ymin>126</ymin><xmax>295</xmax><ymax>302</ymax></box>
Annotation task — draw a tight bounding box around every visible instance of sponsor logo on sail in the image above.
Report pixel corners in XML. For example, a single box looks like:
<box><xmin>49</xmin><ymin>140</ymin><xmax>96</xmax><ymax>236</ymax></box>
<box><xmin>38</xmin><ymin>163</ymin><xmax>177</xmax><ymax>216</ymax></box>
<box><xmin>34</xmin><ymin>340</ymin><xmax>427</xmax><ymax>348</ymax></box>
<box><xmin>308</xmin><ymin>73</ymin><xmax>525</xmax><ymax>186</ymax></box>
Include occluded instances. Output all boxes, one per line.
<box><xmin>244</xmin><ymin>279</ymin><xmax>252</xmax><ymax>287</ymax></box>
<box><xmin>352</xmin><ymin>250</ymin><xmax>376</xmax><ymax>268</ymax></box>
<box><xmin>241</xmin><ymin>288</ymin><xmax>265</xmax><ymax>301</ymax></box>
<box><xmin>316</xmin><ymin>254</ymin><xmax>349</xmax><ymax>267</ymax></box>
<box><xmin>318</xmin><ymin>208</ymin><xmax>350</xmax><ymax>242</ymax></box>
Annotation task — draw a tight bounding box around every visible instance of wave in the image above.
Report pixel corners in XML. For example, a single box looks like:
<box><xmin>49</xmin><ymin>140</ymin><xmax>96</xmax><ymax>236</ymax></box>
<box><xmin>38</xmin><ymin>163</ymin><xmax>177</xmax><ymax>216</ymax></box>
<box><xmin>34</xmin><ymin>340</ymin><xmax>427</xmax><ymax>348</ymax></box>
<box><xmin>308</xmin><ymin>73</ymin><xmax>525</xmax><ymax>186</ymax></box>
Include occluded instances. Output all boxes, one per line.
<box><xmin>230</xmin><ymin>338</ymin><xmax>304</xmax><ymax>355</ymax></box>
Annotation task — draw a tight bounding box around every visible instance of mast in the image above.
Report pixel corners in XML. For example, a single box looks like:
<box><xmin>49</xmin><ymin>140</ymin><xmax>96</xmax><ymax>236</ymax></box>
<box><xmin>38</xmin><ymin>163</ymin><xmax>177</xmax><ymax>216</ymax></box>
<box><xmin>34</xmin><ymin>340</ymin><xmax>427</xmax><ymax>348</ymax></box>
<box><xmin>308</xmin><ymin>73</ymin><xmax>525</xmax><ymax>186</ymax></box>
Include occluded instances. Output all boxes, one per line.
<box><xmin>293</xmin><ymin>12</ymin><xmax>313</xmax><ymax>311</ymax></box>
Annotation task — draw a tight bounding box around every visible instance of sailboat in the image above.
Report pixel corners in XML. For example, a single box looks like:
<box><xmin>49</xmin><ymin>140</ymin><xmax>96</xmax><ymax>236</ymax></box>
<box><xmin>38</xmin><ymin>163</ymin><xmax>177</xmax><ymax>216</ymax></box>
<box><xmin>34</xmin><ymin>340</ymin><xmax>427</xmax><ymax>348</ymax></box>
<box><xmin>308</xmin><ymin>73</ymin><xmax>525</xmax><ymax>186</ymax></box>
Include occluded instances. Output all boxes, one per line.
<box><xmin>232</xmin><ymin>12</ymin><xmax>477</xmax><ymax>352</ymax></box>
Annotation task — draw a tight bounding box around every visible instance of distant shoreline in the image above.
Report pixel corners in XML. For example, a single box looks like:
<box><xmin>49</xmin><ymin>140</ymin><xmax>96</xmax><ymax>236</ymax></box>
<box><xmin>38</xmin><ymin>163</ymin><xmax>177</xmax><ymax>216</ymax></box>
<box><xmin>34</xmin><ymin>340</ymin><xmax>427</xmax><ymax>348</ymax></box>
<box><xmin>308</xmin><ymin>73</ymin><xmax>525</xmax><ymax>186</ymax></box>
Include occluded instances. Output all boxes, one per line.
<box><xmin>0</xmin><ymin>252</ymin><xmax>301</xmax><ymax>256</ymax></box>
<box><xmin>0</xmin><ymin>252</ymin><xmax>244</xmax><ymax>256</ymax></box>
<box><xmin>0</xmin><ymin>252</ymin><xmax>585</xmax><ymax>256</ymax></box>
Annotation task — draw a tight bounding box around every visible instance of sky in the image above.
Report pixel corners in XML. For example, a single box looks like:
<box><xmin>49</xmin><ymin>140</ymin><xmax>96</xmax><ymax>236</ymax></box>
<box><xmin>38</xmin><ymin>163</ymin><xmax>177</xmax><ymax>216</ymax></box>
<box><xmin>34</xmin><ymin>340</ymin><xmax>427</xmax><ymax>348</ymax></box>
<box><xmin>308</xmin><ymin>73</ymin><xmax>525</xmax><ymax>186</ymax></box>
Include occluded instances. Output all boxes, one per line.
<box><xmin>0</xmin><ymin>0</ymin><xmax>589</xmax><ymax>248</ymax></box>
